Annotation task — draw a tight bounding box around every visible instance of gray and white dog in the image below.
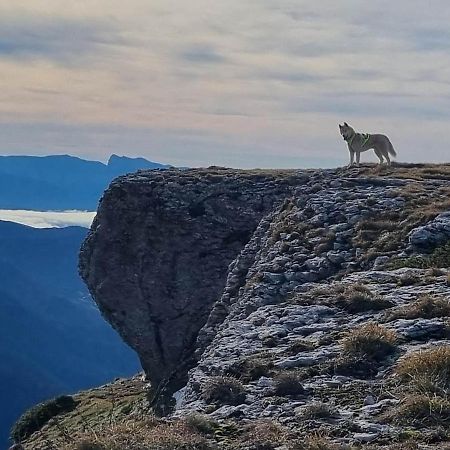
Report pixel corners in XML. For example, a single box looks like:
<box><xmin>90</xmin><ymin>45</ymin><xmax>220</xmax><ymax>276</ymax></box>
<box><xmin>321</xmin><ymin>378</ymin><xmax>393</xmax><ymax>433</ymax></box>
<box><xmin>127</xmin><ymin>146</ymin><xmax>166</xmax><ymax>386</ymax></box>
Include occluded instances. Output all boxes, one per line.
<box><xmin>339</xmin><ymin>123</ymin><xmax>397</xmax><ymax>167</ymax></box>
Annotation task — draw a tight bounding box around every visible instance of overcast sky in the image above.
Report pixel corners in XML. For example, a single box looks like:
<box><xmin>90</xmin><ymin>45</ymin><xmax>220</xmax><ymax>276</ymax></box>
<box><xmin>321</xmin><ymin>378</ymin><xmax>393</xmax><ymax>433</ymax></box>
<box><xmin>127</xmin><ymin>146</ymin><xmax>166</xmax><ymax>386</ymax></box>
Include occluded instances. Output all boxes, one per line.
<box><xmin>1</xmin><ymin>1</ymin><xmax>450</xmax><ymax>168</ymax></box>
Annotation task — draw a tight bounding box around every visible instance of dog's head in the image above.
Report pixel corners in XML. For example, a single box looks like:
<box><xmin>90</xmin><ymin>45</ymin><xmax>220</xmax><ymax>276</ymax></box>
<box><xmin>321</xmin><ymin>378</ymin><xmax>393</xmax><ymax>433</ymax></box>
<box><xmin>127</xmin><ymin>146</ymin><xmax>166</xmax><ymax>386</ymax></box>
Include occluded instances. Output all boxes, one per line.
<box><xmin>339</xmin><ymin>122</ymin><xmax>355</xmax><ymax>141</ymax></box>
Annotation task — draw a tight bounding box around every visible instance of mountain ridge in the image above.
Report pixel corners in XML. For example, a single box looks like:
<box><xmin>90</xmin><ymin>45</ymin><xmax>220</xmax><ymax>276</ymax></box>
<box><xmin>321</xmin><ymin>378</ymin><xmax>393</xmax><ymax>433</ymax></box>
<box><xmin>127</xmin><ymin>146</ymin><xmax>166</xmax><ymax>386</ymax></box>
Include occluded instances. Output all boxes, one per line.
<box><xmin>0</xmin><ymin>154</ymin><xmax>170</xmax><ymax>210</ymax></box>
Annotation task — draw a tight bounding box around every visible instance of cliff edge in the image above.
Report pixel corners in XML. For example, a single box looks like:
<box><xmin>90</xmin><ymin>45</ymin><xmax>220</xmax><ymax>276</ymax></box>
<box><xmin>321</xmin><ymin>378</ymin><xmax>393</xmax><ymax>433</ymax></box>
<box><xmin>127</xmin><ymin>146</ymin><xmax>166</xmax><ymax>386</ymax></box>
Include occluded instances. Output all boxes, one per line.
<box><xmin>79</xmin><ymin>167</ymin><xmax>308</xmax><ymax>403</ymax></box>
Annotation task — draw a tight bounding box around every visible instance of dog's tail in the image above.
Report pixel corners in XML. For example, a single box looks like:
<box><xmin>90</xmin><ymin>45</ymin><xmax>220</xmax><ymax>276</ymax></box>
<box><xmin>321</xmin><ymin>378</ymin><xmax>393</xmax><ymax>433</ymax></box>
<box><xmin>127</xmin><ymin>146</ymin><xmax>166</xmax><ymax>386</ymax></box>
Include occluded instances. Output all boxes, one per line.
<box><xmin>387</xmin><ymin>140</ymin><xmax>397</xmax><ymax>157</ymax></box>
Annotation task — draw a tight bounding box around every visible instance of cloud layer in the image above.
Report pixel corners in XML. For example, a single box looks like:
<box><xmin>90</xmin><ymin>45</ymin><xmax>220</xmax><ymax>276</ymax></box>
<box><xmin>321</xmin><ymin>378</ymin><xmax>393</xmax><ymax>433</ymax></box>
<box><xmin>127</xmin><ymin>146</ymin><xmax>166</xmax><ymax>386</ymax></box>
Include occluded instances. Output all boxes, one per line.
<box><xmin>0</xmin><ymin>1</ymin><xmax>449</xmax><ymax>167</ymax></box>
<box><xmin>0</xmin><ymin>209</ymin><xmax>95</xmax><ymax>229</ymax></box>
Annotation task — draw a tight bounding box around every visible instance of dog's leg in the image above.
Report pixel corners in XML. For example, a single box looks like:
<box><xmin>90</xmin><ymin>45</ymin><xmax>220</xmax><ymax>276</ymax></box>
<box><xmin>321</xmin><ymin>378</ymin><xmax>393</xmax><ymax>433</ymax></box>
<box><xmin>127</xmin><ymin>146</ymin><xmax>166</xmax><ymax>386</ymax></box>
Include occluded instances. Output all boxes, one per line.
<box><xmin>348</xmin><ymin>150</ymin><xmax>354</xmax><ymax>167</ymax></box>
<box><xmin>355</xmin><ymin>152</ymin><xmax>360</xmax><ymax>167</ymax></box>
<box><xmin>384</xmin><ymin>152</ymin><xmax>391</xmax><ymax>165</ymax></box>
<box><xmin>374</xmin><ymin>149</ymin><xmax>384</xmax><ymax>165</ymax></box>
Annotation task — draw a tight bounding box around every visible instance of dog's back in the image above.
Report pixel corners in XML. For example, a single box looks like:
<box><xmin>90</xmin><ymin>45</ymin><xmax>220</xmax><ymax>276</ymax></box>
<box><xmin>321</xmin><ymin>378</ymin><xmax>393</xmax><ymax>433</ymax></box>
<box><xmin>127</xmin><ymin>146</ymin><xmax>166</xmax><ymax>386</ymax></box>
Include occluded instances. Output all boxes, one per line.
<box><xmin>371</xmin><ymin>134</ymin><xmax>397</xmax><ymax>157</ymax></box>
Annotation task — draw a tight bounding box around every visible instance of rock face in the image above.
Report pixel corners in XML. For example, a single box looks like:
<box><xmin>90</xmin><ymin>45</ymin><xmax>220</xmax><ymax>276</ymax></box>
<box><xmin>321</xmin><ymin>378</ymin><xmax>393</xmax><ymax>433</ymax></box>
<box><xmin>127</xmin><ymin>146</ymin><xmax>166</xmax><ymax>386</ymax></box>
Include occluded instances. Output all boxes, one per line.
<box><xmin>79</xmin><ymin>168</ymin><xmax>307</xmax><ymax>399</ymax></box>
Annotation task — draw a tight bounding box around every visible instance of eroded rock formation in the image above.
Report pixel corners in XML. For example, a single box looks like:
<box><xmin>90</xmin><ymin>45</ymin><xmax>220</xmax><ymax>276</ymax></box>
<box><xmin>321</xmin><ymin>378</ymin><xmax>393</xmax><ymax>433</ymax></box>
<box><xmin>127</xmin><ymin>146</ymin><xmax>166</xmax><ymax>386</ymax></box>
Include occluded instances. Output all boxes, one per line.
<box><xmin>79</xmin><ymin>167</ymin><xmax>308</xmax><ymax>400</ymax></box>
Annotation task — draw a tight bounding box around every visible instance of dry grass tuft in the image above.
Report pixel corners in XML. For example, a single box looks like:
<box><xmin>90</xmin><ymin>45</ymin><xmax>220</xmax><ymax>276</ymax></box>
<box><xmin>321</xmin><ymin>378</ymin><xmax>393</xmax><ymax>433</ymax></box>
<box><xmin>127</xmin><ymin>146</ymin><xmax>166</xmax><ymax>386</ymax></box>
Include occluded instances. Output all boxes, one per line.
<box><xmin>240</xmin><ymin>419</ymin><xmax>287</xmax><ymax>450</ymax></box>
<box><xmin>334</xmin><ymin>324</ymin><xmax>397</xmax><ymax>378</ymax></box>
<box><xmin>288</xmin><ymin>435</ymin><xmax>341</xmax><ymax>450</ymax></box>
<box><xmin>384</xmin><ymin>395</ymin><xmax>450</xmax><ymax>427</ymax></box>
<box><xmin>336</xmin><ymin>284</ymin><xmax>394</xmax><ymax>313</ymax></box>
<box><xmin>273</xmin><ymin>372</ymin><xmax>305</xmax><ymax>396</ymax></box>
<box><xmin>70</xmin><ymin>420</ymin><xmax>212</xmax><ymax>450</ymax></box>
<box><xmin>226</xmin><ymin>353</ymin><xmax>274</xmax><ymax>382</ymax></box>
<box><xmin>386</xmin><ymin>295</ymin><xmax>450</xmax><ymax>321</ymax></box>
<box><xmin>342</xmin><ymin>323</ymin><xmax>397</xmax><ymax>361</ymax></box>
<box><xmin>396</xmin><ymin>346</ymin><xmax>450</xmax><ymax>395</ymax></box>
<box><xmin>307</xmin><ymin>283</ymin><xmax>393</xmax><ymax>313</ymax></box>
<box><xmin>201</xmin><ymin>376</ymin><xmax>246</xmax><ymax>406</ymax></box>
<box><xmin>300</xmin><ymin>402</ymin><xmax>338</xmax><ymax>420</ymax></box>
<box><xmin>184</xmin><ymin>413</ymin><xmax>218</xmax><ymax>435</ymax></box>
<box><xmin>397</xmin><ymin>272</ymin><xmax>421</xmax><ymax>286</ymax></box>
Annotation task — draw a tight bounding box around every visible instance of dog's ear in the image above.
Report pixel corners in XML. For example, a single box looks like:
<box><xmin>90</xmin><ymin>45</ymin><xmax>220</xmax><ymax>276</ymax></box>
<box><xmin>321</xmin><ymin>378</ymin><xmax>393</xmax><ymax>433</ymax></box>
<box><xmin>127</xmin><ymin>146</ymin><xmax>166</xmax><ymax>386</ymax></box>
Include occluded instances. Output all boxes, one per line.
<box><xmin>344</xmin><ymin>122</ymin><xmax>349</xmax><ymax>127</ymax></box>
<box><xmin>339</xmin><ymin>124</ymin><xmax>342</xmax><ymax>129</ymax></box>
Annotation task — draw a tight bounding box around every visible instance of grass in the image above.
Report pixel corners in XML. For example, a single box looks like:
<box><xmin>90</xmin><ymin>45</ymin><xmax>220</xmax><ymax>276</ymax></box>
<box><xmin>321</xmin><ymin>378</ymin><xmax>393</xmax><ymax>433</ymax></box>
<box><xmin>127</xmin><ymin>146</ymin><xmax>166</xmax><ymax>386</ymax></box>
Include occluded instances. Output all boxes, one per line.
<box><xmin>393</xmin><ymin>241</ymin><xmax>450</xmax><ymax>269</ymax></box>
<box><xmin>273</xmin><ymin>372</ymin><xmax>305</xmax><ymax>396</ymax></box>
<box><xmin>184</xmin><ymin>414</ymin><xmax>218</xmax><ymax>436</ymax></box>
<box><xmin>386</xmin><ymin>295</ymin><xmax>450</xmax><ymax>321</ymax></box>
<box><xmin>395</xmin><ymin>346</ymin><xmax>450</xmax><ymax>395</ymax></box>
<box><xmin>201</xmin><ymin>376</ymin><xmax>246</xmax><ymax>406</ymax></box>
<box><xmin>342</xmin><ymin>323</ymin><xmax>397</xmax><ymax>361</ymax></box>
<box><xmin>240</xmin><ymin>420</ymin><xmax>286</xmax><ymax>450</ymax></box>
<box><xmin>383</xmin><ymin>395</ymin><xmax>450</xmax><ymax>427</ymax></box>
<box><xmin>300</xmin><ymin>402</ymin><xmax>338</xmax><ymax>420</ymax></box>
<box><xmin>335</xmin><ymin>284</ymin><xmax>394</xmax><ymax>313</ymax></box>
<box><xmin>305</xmin><ymin>283</ymin><xmax>393</xmax><ymax>312</ymax></box>
<box><xmin>397</xmin><ymin>272</ymin><xmax>421</xmax><ymax>286</ymax></box>
<box><xmin>226</xmin><ymin>353</ymin><xmax>274</xmax><ymax>382</ymax></box>
<box><xmin>11</xmin><ymin>395</ymin><xmax>77</xmax><ymax>441</ymax></box>
<box><xmin>334</xmin><ymin>324</ymin><xmax>397</xmax><ymax>378</ymax></box>
<box><xmin>286</xmin><ymin>339</ymin><xmax>316</xmax><ymax>355</ymax></box>
<box><xmin>288</xmin><ymin>435</ymin><xmax>341</xmax><ymax>450</ymax></box>
<box><xmin>69</xmin><ymin>420</ymin><xmax>213</xmax><ymax>450</ymax></box>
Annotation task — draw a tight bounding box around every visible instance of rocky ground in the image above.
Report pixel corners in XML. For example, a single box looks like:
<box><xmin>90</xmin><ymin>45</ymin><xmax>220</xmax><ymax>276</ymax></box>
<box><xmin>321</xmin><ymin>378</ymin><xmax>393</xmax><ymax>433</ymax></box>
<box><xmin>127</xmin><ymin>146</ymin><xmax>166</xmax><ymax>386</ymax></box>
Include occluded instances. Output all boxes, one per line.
<box><xmin>15</xmin><ymin>163</ymin><xmax>450</xmax><ymax>449</ymax></box>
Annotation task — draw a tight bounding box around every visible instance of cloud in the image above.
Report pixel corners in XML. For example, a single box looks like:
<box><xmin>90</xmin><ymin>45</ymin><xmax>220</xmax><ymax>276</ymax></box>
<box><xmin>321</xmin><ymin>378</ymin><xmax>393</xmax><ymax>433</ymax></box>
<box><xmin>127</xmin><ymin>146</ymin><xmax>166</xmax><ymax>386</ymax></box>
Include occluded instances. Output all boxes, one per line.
<box><xmin>0</xmin><ymin>1</ymin><xmax>449</xmax><ymax>167</ymax></box>
<box><xmin>0</xmin><ymin>16</ymin><xmax>124</xmax><ymax>64</ymax></box>
<box><xmin>179</xmin><ymin>44</ymin><xmax>227</xmax><ymax>64</ymax></box>
<box><xmin>0</xmin><ymin>209</ymin><xmax>96</xmax><ymax>229</ymax></box>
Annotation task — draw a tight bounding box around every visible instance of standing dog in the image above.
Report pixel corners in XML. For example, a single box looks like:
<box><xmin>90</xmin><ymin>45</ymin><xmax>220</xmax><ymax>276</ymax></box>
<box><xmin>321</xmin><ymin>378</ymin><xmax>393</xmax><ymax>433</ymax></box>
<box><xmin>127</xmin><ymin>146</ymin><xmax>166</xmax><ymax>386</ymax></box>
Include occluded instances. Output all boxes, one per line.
<box><xmin>339</xmin><ymin>123</ymin><xmax>397</xmax><ymax>167</ymax></box>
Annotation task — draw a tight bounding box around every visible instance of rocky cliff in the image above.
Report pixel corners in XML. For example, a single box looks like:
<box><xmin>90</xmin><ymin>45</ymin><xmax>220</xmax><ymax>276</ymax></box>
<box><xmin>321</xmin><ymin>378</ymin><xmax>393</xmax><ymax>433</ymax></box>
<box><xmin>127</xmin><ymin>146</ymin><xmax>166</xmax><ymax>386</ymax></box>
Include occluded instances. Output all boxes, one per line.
<box><xmin>79</xmin><ymin>167</ymin><xmax>308</xmax><ymax>404</ymax></box>
<box><xmin>18</xmin><ymin>164</ymin><xmax>450</xmax><ymax>449</ymax></box>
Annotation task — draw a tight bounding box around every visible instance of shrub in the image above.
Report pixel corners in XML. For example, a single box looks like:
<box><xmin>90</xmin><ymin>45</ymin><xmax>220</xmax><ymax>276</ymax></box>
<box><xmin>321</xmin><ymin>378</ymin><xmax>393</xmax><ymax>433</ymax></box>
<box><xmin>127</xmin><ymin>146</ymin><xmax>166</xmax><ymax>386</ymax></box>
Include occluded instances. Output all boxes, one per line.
<box><xmin>11</xmin><ymin>395</ymin><xmax>77</xmax><ymax>441</ymax></box>
<box><xmin>201</xmin><ymin>376</ymin><xmax>246</xmax><ymax>405</ymax></box>
<box><xmin>384</xmin><ymin>395</ymin><xmax>450</xmax><ymax>426</ymax></box>
<box><xmin>387</xmin><ymin>295</ymin><xmax>450</xmax><ymax>321</ymax></box>
<box><xmin>396</xmin><ymin>346</ymin><xmax>450</xmax><ymax>395</ymax></box>
<box><xmin>273</xmin><ymin>372</ymin><xmax>305</xmax><ymax>396</ymax></box>
<box><xmin>342</xmin><ymin>323</ymin><xmax>397</xmax><ymax>361</ymax></box>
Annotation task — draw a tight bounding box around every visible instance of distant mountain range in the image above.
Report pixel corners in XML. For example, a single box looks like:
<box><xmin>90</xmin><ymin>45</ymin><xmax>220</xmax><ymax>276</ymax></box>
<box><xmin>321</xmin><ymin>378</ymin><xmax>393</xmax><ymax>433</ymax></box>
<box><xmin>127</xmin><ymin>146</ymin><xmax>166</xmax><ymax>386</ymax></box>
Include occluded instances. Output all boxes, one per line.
<box><xmin>0</xmin><ymin>220</ymin><xmax>141</xmax><ymax>447</ymax></box>
<box><xmin>0</xmin><ymin>154</ymin><xmax>171</xmax><ymax>210</ymax></box>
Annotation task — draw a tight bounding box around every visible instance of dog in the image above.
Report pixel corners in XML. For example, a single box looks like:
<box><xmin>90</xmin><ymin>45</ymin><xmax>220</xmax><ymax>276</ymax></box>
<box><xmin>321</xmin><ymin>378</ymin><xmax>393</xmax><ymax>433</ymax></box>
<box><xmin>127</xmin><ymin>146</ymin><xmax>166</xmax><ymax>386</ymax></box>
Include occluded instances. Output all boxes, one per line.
<box><xmin>339</xmin><ymin>123</ymin><xmax>397</xmax><ymax>167</ymax></box>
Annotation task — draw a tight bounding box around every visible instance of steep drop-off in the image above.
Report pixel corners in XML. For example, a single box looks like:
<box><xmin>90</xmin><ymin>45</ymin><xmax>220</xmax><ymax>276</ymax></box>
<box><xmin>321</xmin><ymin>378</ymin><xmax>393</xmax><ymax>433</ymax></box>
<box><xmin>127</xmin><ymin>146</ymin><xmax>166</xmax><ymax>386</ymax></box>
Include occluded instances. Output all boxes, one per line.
<box><xmin>79</xmin><ymin>168</ymin><xmax>308</xmax><ymax>401</ymax></box>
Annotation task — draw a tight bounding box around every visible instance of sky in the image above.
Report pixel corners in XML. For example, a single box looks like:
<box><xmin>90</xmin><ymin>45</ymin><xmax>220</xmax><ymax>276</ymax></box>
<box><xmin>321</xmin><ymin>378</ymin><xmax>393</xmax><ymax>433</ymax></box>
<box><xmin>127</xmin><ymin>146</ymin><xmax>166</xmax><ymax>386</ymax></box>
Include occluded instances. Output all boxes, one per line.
<box><xmin>1</xmin><ymin>0</ymin><xmax>450</xmax><ymax>168</ymax></box>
